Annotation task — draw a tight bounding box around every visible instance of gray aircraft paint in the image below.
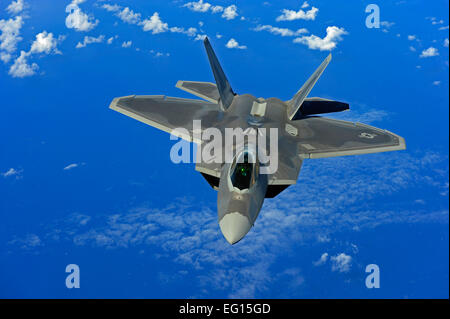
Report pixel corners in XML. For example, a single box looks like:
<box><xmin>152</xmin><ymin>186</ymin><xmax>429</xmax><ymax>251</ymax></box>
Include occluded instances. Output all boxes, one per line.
<box><xmin>109</xmin><ymin>37</ymin><xmax>406</xmax><ymax>245</ymax></box>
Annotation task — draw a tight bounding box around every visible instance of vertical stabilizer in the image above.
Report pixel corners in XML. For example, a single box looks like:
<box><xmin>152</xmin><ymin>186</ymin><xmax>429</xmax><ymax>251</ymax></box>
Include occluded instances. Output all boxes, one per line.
<box><xmin>203</xmin><ymin>37</ymin><xmax>235</xmax><ymax>110</ymax></box>
<box><xmin>287</xmin><ymin>53</ymin><xmax>332</xmax><ymax>120</ymax></box>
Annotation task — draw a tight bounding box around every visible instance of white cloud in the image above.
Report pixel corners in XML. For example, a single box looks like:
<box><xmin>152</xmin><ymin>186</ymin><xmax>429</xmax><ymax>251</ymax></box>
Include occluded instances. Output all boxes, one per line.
<box><xmin>253</xmin><ymin>24</ymin><xmax>308</xmax><ymax>37</ymax></box>
<box><xmin>8</xmin><ymin>50</ymin><xmax>38</xmax><ymax>77</ymax></box>
<box><xmin>101</xmin><ymin>5</ymin><xmax>139</xmax><ymax>25</ymax></box>
<box><xmin>444</xmin><ymin>38</ymin><xmax>449</xmax><ymax>47</ymax></box>
<box><xmin>73</xmin><ymin>214</ymin><xmax>91</xmax><ymax>226</ymax></box>
<box><xmin>107</xmin><ymin>35</ymin><xmax>118</xmax><ymax>44</ymax></box>
<box><xmin>313</xmin><ymin>252</ymin><xmax>328</xmax><ymax>266</ymax></box>
<box><xmin>2</xmin><ymin>167</ymin><xmax>22</xmax><ymax>178</ymax></box>
<box><xmin>317</xmin><ymin>234</ymin><xmax>330</xmax><ymax>243</ymax></box>
<box><xmin>225</xmin><ymin>38</ymin><xmax>247</xmax><ymax>49</ymax></box>
<box><xmin>29</xmin><ymin>31</ymin><xmax>61</xmax><ymax>55</ymax></box>
<box><xmin>183</xmin><ymin>0</ymin><xmax>212</xmax><ymax>12</ymax></box>
<box><xmin>170</xmin><ymin>27</ymin><xmax>198</xmax><ymax>37</ymax></box>
<box><xmin>431</xmin><ymin>19</ymin><xmax>444</xmax><ymax>25</ymax></box>
<box><xmin>102</xmin><ymin>4</ymin><xmax>121</xmax><ymax>12</ymax></box>
<box><xmin>8</xmin><ymin>234</ymin><xmax>41</xmax><ymax>250</ymax></box>
<box><xmin>75</xmin><ymin>35</ymin><xmax>105</xmax><ymax>49</ymax></box>
<box><xmin>301</xmin><ymin>1</ymin><xmax>309</xmax><ymax>9</ymax></box>
<box><xmin>63</xmin><ymin>163</ymin><xmax>81</xmax><ymax>170</ymax></box>
<box><xmin>407</xmin><ymin>35</ymin><xmax>416</xmax><ymax>41</ymax></box>
<box><xmin>150</xmin><ymin>49</ymin><xmax>170</xmax><ymax>57</ymax></box>
<box><xmin>183</xmin><ymin>1</ymin><xmax>238</xmax><ymax>20</ymax></box>
<box><xmin>420</xmin><ymin>47</ymin><xmax>439</xmax><ymax>58</ymax></box>
<box><xmin>380</xmin><ymin>21</ymin><xmax>395</xmax><ymax>28</ymax></box>
<box><xmin>184</xmin><ymin>27</ymin><xmax>198</xmax><ymax>37</ymax></box>
<box><xmin>117</xmin><ymin>7</ymin><xmax>141</xmax><ymax>25</ymax></box>
<box><xmin>222</xmin><ymin>5</ymin><xmax>238</xmax><ymax>20</ymax></box>
<box><xmin>0</xmin><ymin>52</ymin><xmax>11</xmax><ymax>63</ymax></box>
<box><xmin>330</xmin><ymin>253</ymin><xmax>352</xmax><ymax>272</ymax></box>
<box><xmin>65</xmin><ymin>1</ymin><xmax>99</xmax><ymax>32</ymax></box>
<box><xmin>380</xmin><ymin>21</ymin><xmax>395</xmax><ymax>33</ymax></box>
<box><xmin>101</xmin><ymin>5</ymin><xmax>201</xmax><ymax>39</ymax></box>
<box><xmin>433</xmin><ymin>81</ymin><xmax>441</xmax><ymax>86</ymax></box>
<box><xmin>194</xmin><ymin>34</ymin><xmax>207</xmax><ymax>41</ymax></box>
<box><xmin>409</xmin><ymin>46</ymin><xmax>416</xmax><ymax>52</ymax></box>
<box><xmin>441</xmin><ymin>182</ymin><xmax>449</xmax><ymax>196</ymax></box>
<box><xmin>0</xmin><ymin>16</ymin><xmax>23</xmax><ymax>55</ymax></box>
<box><xmin>140</xmin><ymin>12</ymin><xmax>168</xmax><ymax>34</ymax></box>
<box><xmin>439</xmin><ymin>25</ymin><xmax>449</xmax><ymax>31</ymax></box>
<box><xmin>329</xmin><ymin>107</ymin><xmax>389</xmax><ymax>124</ymax></box>
<box><xmin>6</xmin><ymin>0</ymin><xmax>25</xmax><ymax>15</ymax></box>
<box><xmin>121</xmin><ymin>40</ymin><xmax>132</xmax><ymax>48</ymax></box>
<box><xmin>293</xmin><ymin>26</ymin><xmax>347</xmax><ymax>51</ymax></box>
<box><xmin>211</xmin><ymin>6</ymin><xmax>223</xmax><ymax>14</ymax></box>
<box><xmin>3</xmin><ymin>27</ymin><xmax>63</xmax><ymax>77</ymax></box>
<box><xmin>276</xmin><ymin>6</ymin><xmax>318</xmax><ymax>21</ymax></box>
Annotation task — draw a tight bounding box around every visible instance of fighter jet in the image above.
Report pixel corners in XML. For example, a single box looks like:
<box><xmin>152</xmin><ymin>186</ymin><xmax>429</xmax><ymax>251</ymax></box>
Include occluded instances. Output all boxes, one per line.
<box><xmin>109</xmin><ymin>37</ymin><xmax>406</xmax><ymax>245</ymax></box>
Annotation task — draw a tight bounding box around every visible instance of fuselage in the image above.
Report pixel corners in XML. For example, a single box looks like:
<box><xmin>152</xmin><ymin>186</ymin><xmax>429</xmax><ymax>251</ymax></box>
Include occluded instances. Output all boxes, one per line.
<box><xmin>213</xmin><ymin>94</ymin><xmax>299</xmax><ymax>244</ymax></box>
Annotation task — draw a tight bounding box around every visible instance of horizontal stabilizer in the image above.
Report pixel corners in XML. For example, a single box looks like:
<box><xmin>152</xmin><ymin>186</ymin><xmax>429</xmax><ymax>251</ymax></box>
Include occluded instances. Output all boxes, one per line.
<box><xmin>291</xmin><ymin>97</ymin><xmax>349</xmax><ymax>119</ymax></box>
<box><xmin>176</xmin><ymin>81</ymin><xmax>220</xmax><ymax>103</ymax></box>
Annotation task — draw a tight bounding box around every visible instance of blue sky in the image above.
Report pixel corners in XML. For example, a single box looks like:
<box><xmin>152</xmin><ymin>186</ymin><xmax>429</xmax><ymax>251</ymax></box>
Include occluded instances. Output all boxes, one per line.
<box><xmin>0</xmin><ymin>0</ymin><xmax>448</xmax><ymax>298</ymax></box>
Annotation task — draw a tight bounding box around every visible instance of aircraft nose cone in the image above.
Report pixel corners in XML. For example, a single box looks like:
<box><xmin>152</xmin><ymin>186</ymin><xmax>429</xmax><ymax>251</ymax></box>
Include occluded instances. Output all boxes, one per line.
<box><xmin>219</xmin><ymin>212</ymin><xmax>252</xmax><ymax>245</ymax></box>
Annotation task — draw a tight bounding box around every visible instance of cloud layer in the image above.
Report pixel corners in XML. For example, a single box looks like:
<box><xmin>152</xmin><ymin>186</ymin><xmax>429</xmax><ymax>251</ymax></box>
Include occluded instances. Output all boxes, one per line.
<box><xmin>7</xmin><ymin>149</ymin><xmax>448</xmax><ymax>297</ymax></box>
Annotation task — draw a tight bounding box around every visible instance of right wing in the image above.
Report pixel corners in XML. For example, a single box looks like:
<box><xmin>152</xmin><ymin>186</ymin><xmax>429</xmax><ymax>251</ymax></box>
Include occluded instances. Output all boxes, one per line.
<box><xmin>109</xmin><ymin>95</ymin><xmax>222</xmax><ymax>143</ymax></box>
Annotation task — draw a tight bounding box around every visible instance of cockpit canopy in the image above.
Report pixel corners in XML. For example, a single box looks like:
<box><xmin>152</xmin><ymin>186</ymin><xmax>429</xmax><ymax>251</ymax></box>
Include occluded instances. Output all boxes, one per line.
<box><xmin>230</xmin><ymin>150</ymin><xmax>258</xmax><ymax>190</ymax></box>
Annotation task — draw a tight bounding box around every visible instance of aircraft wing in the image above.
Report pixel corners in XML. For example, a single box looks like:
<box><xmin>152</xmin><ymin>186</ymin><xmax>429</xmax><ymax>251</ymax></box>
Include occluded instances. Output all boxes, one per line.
<box><xmin>109</xmin><ymin>95</ymin><xmax>222</xmax><ymax>143</ymax></box>
<box><xmin>292</xmin><ymin>117</ymin><xmax>406</xmax><ymax>159</ymax></box>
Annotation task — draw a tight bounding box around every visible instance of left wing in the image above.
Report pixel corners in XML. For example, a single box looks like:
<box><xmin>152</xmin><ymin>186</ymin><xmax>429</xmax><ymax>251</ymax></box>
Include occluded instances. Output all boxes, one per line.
<box><xmin>109</xmin><ymin>95</ymin><xmax>222</xmax><ymax>143</ymax></box>
<box><xmin>291</xmin><ymin>117</ymin><xmax>406</xmax><ymax>159</ymax></box>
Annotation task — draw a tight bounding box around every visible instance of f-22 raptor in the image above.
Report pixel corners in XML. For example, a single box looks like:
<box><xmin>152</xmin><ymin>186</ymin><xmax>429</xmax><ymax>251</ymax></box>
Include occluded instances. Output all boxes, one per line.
<box><xmin>109</xmin><ymin>37</ymin><xmax>405</xmax><ymax>245</ymax></box>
